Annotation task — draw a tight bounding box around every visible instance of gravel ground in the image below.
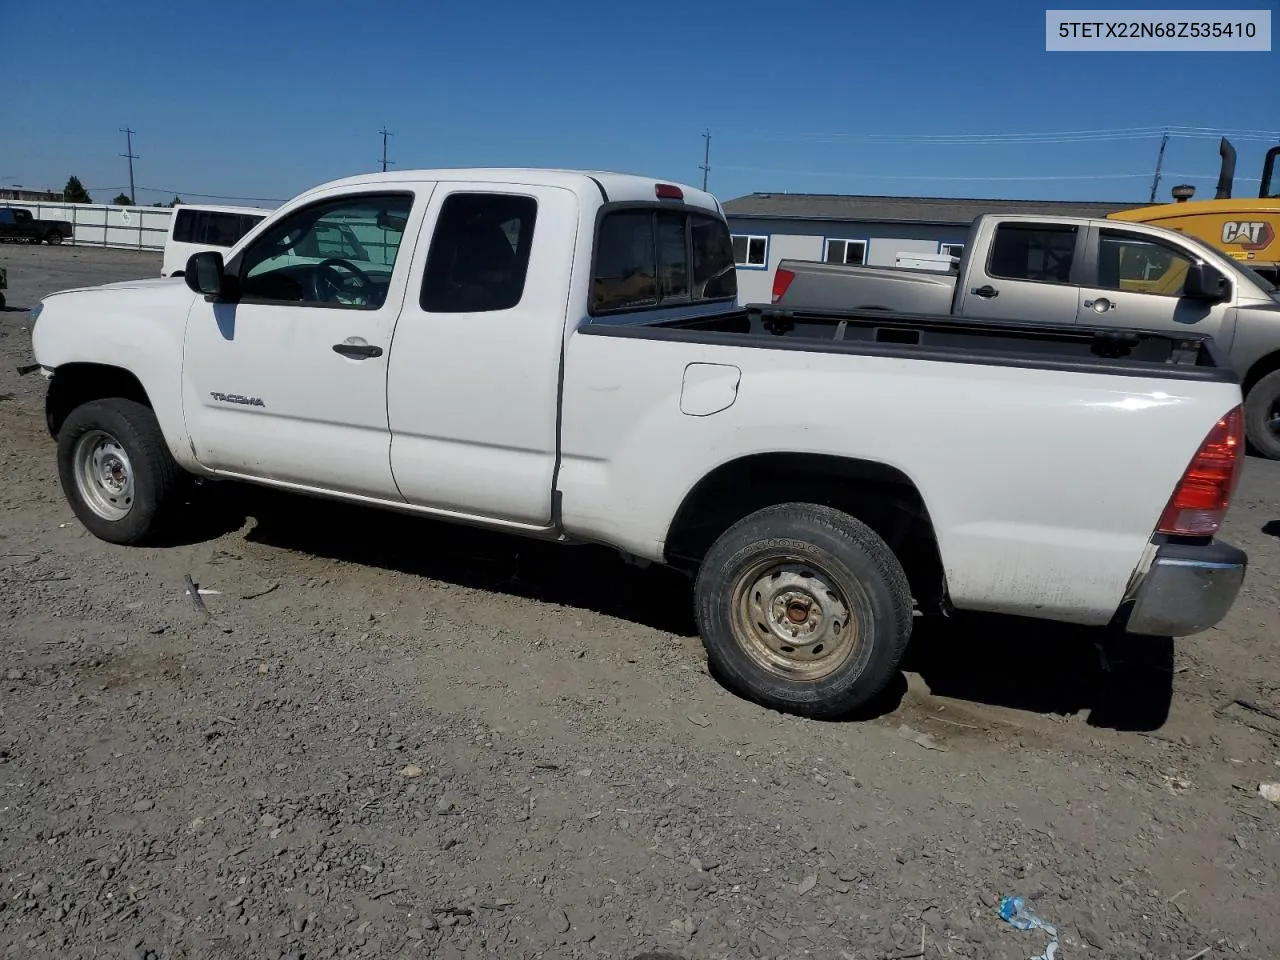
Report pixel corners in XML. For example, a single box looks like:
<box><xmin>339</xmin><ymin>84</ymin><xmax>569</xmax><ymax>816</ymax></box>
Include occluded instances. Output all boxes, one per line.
<box><xmin>2</xmin><ymin>243</ymin><xmax>1279</xmax><ymax>960</ymax></box>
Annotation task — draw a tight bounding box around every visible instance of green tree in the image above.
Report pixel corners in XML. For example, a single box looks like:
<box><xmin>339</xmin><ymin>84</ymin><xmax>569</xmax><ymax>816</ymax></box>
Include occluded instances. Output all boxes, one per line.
<box><xmin>168</xmin><ymin>195</ymin><xmax>182</xmax><ymax>207</ymax></box>
<box><xmin>63</xmin><ymin>176</ymin><xmax>91</xmax><ymax>203</ymax></box>
<box><xmin>112</xmin><ymin>193</ymin><xmax>133</xmax><ymax>206</ymax></box>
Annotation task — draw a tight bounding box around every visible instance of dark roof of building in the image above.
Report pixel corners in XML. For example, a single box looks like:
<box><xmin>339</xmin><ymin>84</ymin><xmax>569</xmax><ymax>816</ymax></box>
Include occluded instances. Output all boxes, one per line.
<box><xmin>722</xmin><ymin>192</ymin><xmax>1146</xmax><ymax>225</ymax></box>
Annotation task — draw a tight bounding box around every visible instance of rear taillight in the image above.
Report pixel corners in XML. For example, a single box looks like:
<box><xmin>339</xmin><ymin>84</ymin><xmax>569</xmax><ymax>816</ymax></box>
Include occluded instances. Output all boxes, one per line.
<box><xmin>1157</xmin><ymin>405</ymin><xmax>1244</xmax><ymax>537</ymax></box>
<box><xmin>772</xmin><ymin>268</ymin><xmax>795</xmax><ymax>303</ymax></box>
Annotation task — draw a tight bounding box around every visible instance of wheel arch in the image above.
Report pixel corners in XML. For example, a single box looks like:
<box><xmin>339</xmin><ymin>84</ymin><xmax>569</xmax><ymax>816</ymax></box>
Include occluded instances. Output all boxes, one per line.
<box><xmin>1242</xmin><ymin>349</ymin><xmax>1280</xmax><ymax>396</ymax></box>
<box><xmin>46</xmin><ymin>363</ymin><xmax>154</xmax><ymax>437</ymax></box>
<box><xmin>663</xmin><ymin>452</ymin><xmax>948</xmax><ymax>611</ymax></box>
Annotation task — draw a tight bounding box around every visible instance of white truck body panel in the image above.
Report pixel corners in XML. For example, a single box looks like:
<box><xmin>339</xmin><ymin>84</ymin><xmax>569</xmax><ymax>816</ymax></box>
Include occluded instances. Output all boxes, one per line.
<box><xmin>29</xmin><ymin>168</ymin><xmax>1246</xmax><ymax>639</ymax></box>
<box><xmin>560</xmin><ymin>330</ymin><xmax>1238</xmax><ymax>622</ymax></box>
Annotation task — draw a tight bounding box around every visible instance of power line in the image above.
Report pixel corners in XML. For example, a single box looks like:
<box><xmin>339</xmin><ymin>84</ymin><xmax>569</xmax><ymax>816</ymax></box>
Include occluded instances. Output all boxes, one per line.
<box><xmin>717</xmin><ymin>164</ymin><xmax>1262</xmax><ymax>183</ymax></box>
<box><xmin>738</xmin><ymin>126</ymin><xmax>1280</xmax><ymax>145</ymax></box>
<box><xmin>87</xmin><ymin>185</ymin><xmax>286</xmax><ymax>204</ymax></box>
<box><xmin>119</xmin><ymin>127</ymin><xmax>138</xmax><ymax>204</ymax></box>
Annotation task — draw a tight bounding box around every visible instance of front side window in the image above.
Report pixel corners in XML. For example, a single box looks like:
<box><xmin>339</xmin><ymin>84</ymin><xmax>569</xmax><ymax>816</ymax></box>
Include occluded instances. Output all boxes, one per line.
<box><xmin>592</xmin><ymin>207</ymin><xmax>738</xmax><ymax>315</ymax></box>
<box><xmin>237</xmin><ymin>192</ymin><xmax>412</xmax><ymax>309</ymax></box>
<box><xmin>172</xmin><ymin>209</ymin><xmax>197</xmax><ymax>243</ymax></box>
<box><xmin>825</xmin><ymin>239</ymin><xmax>866</xmax><ymax>265</ymax></box>
<box><xmin>420</xmin><ymin>193</ymin><xmax>538</xmax><ymax>313</ymax></box>
<box><xmin>988</xmin><ymin>224</ymin><xmax>1078</xmax><ymax>283</ymax></box>
<box><xmin>1097</xmin><ymin>230</ymin><xmax>1194</xmax><ymax>297</ymax></box>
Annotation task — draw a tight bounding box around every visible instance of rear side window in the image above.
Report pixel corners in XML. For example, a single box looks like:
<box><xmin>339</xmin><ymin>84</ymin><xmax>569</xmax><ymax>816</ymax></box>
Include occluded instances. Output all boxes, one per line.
<box><xmin>987</xmin><ymin>224</ymin><xmax>1078</xmax><ymax>284</ymax></box>
<box><xmin>592</xmin><ymin>207</ymin><xmax>737</xmax><ymax>314</ymax></box>
<box><xmin>421</xmin><ymin>193</ymin><xmax>538</xmax><ymax>313</ymax></box>
<box><xmin>173</xmin><ymin>210</ymin><xmax>263</xmax><ymax>247</ymax></box>
<box><xmin>693</xmin><ymin>215</ymin><xmax>737</xmax><ymax>299</ymax></box>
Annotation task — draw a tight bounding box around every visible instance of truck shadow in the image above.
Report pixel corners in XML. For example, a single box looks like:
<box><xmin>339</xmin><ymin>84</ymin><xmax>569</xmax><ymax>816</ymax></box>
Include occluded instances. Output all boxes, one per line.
<box><xmin>185</xmin><ymin>483</ymin><xmax>1172</xmax><ymax>732</ymax></box>
<box><xmin>894</xmin><ymin>615</ymin><xmax>1174</xmax><ymax>732</ymax></box>
<box><xmin>190</xmin><ymin>483</ymin><xmax>699</xmax><ymax>636</ymax></box>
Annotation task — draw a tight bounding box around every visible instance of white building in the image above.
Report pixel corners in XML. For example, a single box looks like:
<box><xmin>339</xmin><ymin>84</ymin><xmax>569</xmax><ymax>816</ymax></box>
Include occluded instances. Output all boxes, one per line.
<box><xmin>723</xmin><ymin>192</ymin><xmax>1141</xmax><ymax>304</ymax></box>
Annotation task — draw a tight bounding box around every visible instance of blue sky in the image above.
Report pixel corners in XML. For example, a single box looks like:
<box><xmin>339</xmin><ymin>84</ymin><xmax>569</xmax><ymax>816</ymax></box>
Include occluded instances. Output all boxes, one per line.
<box><xmin>2</xmin><ymin>0</ymin><xmax>1277</xmax><ymax>206</ymax></box>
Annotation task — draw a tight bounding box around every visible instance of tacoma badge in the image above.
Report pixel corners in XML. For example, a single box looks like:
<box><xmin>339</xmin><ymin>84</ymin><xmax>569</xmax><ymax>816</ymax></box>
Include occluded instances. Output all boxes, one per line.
<box><xmin>210</xmin><ymin>391</ymin><xmax>266</xmax><ymax>407</ymax></box>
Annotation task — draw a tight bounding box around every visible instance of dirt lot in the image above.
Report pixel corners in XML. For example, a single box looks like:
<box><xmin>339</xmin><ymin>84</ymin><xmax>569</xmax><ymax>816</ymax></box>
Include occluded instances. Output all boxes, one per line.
<box><xmin>2</xmin><ymin>243</ymin><xmax>1279</xmax><ymax>960</ymax></box>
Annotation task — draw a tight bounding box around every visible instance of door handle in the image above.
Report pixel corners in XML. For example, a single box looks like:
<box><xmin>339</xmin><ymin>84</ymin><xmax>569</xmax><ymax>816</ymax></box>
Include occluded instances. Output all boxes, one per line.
<box><xmin>332</xmin><ymin>342</ymin><xmax>384</xmax><ymax>359</ymax></box>
<box><xmin>1083</xmin><ymin>297</ymin><xmax>1116</xmax><ymax>313</ymax></box>
<box><xmin>970</xmin><ymin>285</ymin><xmax>999</xmax><ymax>299</ymax></box>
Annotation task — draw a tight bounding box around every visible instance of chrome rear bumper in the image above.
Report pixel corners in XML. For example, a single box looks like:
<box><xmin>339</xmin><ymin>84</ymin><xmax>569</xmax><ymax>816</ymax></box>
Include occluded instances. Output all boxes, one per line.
<box><xmin>1125</xmin><ymin>541</ymin><xmax>1247</xmax><ymax>637</ymax></box>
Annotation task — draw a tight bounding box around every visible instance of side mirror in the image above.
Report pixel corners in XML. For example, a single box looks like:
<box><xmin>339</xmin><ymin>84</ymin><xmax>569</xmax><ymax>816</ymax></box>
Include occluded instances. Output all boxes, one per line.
<box><xmin>1184</xmin><ymin>261</ymin><xmax>1228</xmax><ymax>301</ymax></box>
<box><xmin>185</xmin><ymin>251</ymin><xmax>227</xmax><ymax>299</ymax></box>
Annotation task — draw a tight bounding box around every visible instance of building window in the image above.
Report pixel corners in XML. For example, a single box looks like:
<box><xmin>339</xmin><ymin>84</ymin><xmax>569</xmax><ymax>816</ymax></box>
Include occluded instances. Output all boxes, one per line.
<box><xmin>940</xmin><ymin>243</ymin><xmax>964</xmax><ymax>259</ymax></box>
<box><xmin>731</xmin><ymin>234</ymin><xmax>768</xmax><ymax>268</ymax></box>
<box><xmin>824</xmin><ymin>239</ymin><xmax>866</xmax><ymax>265</ymax></box>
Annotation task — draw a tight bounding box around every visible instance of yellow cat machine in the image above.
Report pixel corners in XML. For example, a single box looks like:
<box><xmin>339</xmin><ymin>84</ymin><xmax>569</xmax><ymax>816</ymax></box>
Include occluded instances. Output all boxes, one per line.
<box><xmin>1110</xmin><ymin>138</ymin><xmax>1280</xmax><ymax>286</ymax></box>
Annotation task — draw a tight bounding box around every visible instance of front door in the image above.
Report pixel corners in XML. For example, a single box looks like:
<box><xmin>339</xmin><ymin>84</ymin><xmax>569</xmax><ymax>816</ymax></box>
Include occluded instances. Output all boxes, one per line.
<box><xmin>182</xmin><ymin>188</ymin><xmax>423</xmax><ymax>499</ymax></box>
<box><xmin>958</xmin><ymin>221</ymin><xmax>1084</xmax><ymax>324</ymax></box>
<box><xmin>1073</xmin><ymin>226</ymin><xmax>1236</xmax><ymax>341</ymax></box>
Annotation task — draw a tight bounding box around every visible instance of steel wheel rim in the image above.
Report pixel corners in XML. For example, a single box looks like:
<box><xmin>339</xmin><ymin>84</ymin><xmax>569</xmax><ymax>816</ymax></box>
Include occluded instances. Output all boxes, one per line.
<box><xmin>1268</xmin><ymin>396</ymin><xmax>1280</xmax><ymax>437</ymax></box>
<box><xmin>72</xmin><ymin>429</ymin><xmax>134</xmax><ymax>521</ymax></box>
<box><xmin>730</xmin><ymin>556</ymin><xmax>859</xmax><ymax>682</ymax></box>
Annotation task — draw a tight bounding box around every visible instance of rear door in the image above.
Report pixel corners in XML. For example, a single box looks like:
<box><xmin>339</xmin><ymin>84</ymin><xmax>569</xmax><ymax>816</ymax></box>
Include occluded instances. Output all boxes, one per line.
<box><xmin>1073</xmin><ymin>225</ymin><xmax>1236</xmax><ymax>340</ymax></box>
<box><xmin>385</xmin><ymin>182</ymin><xmax>579</xmax><ymax>527</ymax></box>
<box><xmin>957</xmin><ymin>221</ymin><xmax>1084</xmax><ymax>323</ymax></box>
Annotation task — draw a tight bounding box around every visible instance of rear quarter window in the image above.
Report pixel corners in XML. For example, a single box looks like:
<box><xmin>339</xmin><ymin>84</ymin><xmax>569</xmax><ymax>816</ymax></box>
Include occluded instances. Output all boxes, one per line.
<box><xmin>591</xmin><ymin>206</ymin><xmax>736</xmax><ymax>315</ymax></box>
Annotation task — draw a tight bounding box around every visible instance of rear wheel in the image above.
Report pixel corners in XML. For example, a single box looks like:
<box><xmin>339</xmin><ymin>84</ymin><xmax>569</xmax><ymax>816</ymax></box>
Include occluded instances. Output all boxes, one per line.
<box><xmin>46</xmin><ymin>232</ymin><xmax>63</xmax><ymax>245</ymax></box>
<box><xmin>694</xmin><ymin>502</ymin><xmax>913</xmax><ymax>718</ymax></box>
<box><xmin>1244</xmin><ymin>370</ymin><xmax>1280</xmax><ymax>460</ymax></box>
<box><xmin>56</xmin><ymin>399</ymin><xmax>181</xmax><ymax>545</ymax></box>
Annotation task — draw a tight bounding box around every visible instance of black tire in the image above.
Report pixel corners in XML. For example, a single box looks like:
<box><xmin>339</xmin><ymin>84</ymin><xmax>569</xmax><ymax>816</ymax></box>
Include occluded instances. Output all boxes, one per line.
<box><xmin>46</xmin><ymin>232</ymin><xmax>63</xmax><ymax>245</ymax></box>
<box><xmin>694</xmin><ymin>502</ymin><xmax>913</xmax><ymax>719</ymax></box>
<box><xmin>1244</xmin><ymin>370</ymin><xmax>1280</xmax><ymax>460</ymax></box>
<box><xmin>56</xmin><ymin>399</ymin><xmax>181</xmax><ymax>545</ymax></box>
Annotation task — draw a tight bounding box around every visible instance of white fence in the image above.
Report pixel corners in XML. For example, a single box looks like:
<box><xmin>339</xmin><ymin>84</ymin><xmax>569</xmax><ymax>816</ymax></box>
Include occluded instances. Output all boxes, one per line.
<box><xmin>2</xmin><ymin>201</ymin><xmax>173</xmax><ymax>252</ymax></box>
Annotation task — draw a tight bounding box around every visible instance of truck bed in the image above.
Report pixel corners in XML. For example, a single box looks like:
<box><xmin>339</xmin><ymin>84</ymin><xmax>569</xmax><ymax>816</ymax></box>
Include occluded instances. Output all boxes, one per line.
<box><xmin>775</xmin><ymin>260</ymin><xmax>960</xmax><ymax>315</ymax></box>
<box><xmin>581</xmin><ymin>305</ymin><xmax>1236</xmax><ymax>383</ymax></box>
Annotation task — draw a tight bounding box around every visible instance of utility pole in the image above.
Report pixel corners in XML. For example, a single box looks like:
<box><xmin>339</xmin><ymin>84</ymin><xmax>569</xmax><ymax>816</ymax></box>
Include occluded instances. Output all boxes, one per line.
<box><xmin>379</xmin><ymin>126</ymin><xmax>395</xmax><ymax>173</ymax></box>
<box><xmin>119</xmin><ymin>127</ymin><xmax>138</xmax><ymax>204</ymax></box>
<box><xmin>1148</xmin><ymin>129</ymin><xmax>1168</xmax><ymax>204</ymax></box>
<box><xmin>699</xmin><ymin>128</ymin><xmax>711</xmax><ymax>192</ymax></box>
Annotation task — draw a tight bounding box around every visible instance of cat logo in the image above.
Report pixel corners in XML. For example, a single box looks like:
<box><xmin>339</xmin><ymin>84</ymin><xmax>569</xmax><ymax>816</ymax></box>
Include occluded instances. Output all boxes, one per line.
<box><xmin>1220</xmin><ymin>221</ymin><xmax>1275</xmax><ymax>251</ymax></box>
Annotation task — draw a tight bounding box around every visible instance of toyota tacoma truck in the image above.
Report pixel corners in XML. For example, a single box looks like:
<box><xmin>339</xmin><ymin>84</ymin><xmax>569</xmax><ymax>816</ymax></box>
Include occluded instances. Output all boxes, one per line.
<box><xmin>27</xmin><ymin>169</ymin><xmax>1249</xmax><ymax>718</ymax></box>
<box><xmin>0</xmin><ymin>207</ymin><xmax>73</xmax><ymax>244</ymax></box>
<box><xmin>772</xmin><ymin>213</ymin><xmax>1280</xmax><ymax>459</ymax></box>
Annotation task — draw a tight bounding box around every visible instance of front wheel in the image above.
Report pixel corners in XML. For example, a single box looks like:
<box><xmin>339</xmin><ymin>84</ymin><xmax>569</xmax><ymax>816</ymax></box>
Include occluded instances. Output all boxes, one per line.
<box><xmin>694</xmin><ymin>503</ymin><xmax>913</xmax><ymax>719</ymax></box>
<box><xmin>1244</xmin><ymin>369</ymin><xmax>1280</xmax><ymax>460</ymax></box>
<box><xmin>56</xmin><ymin>399</ymin><xmax>181</xmax><ymax>545</ymax></box>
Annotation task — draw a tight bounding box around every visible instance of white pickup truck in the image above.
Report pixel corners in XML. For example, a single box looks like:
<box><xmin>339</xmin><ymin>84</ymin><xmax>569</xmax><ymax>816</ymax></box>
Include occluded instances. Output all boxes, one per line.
<box><xmin>28</xmin><ymin>168</ymin><xmax>1249</xmax><ymax>718</ymax></box>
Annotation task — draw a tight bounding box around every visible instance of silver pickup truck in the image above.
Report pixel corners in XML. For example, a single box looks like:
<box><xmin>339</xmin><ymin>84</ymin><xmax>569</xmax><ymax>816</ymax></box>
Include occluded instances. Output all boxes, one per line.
<box><xmin>772</xmin><ymin>213</ymin><xmax>1280</xmax><ymax>458</ymax></box>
